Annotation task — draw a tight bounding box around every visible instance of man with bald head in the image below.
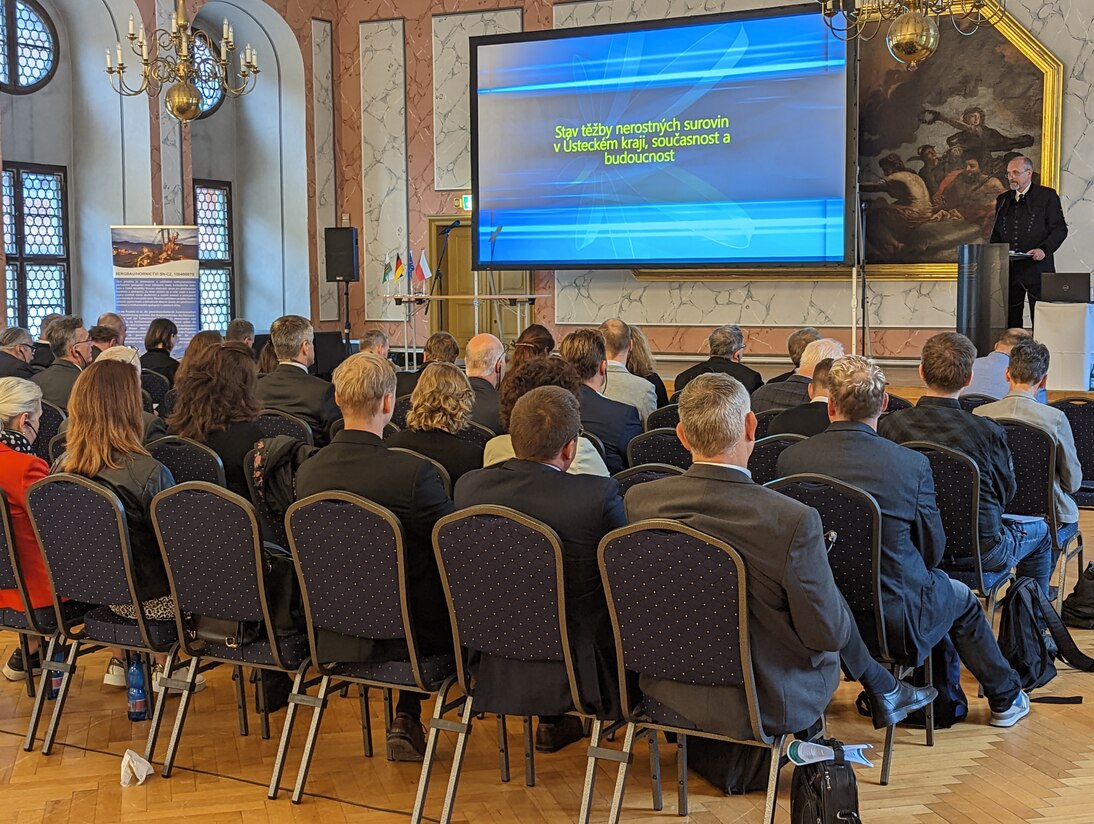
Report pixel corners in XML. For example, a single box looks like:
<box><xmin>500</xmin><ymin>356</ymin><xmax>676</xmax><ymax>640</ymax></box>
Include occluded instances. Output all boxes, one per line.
<box><xmin>465</xmin><ymin>333</ymin><xmax>506</xmax><ymax>434</ymax></box>
<box><xmin>598</xmin><ymin>318</ymin><xmax>656</xmax><ymax>422</ymax></box>
<box><xmin>97</xmin><ymin>312</ymin><xmax>128</xmax><ymax>346</ymax></box>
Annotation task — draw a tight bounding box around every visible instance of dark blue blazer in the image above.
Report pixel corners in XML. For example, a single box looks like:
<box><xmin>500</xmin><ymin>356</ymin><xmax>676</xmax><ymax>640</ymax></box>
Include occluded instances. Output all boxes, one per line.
<box><xmin>578</xmin><ymin>385</ymin><xmax>642</xmax><ymax>474</ymax></box>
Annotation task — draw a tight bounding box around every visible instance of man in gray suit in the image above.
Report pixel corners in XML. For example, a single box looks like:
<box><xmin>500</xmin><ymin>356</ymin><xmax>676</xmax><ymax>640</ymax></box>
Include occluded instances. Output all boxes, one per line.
<box><xmin>598</xmin><ymin>318</ymin><xmax>657</xmax><ymax>422</ymax></box>
<box><xmin>626</xmin><ymin>373</ymin><xmax>935</xmax><ymax>737</ymax></box>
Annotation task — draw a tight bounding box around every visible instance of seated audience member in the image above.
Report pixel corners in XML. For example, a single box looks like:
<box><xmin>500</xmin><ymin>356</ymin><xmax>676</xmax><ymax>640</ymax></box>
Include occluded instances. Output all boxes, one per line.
<box><xmin>140</xmin><ymin>318</ymin><xmax>181</xmax><ymax>386</ymax></box>
<box><xmin>386</xmin><ymin>363</ymin><xmax>485</xmax><ymax>484</ymax></box>
<box><xmin>30</xmin><ymin>313</ymin><xmax>61</xmax><ymax>371</ymax></box>
<box><xmin>255</xmin><ymin>315</ymin><xmax>339</xmax><ymax>446</ymax></box>
<box><xmin>59</xmin><ymin>346</ymin><xmax>167</xmax><ymax>445</ymax></box>
<box><xmin>455</xmin><ymin>386</ymin><xmax>626</xmax><ymax>750</ymax></box>
<box><xmin>96</xmin><ymin>312</ymin><xmax>128</xmax><ymax>345</ymax></box>
<box><xmin>225</xmin><ymin>318</ymin><xmax>256</xmax><ymax>348</ymax></box>
<box><xmin>396</xmin><ymin>331</ymin><xmax>459</xmax><ymax>398</ymax></box>
<box><xmin>768</xmin><ymin>358</ymin><xmax>834</xmax><ymax>438</ymax></box>
<box><xmin>484</xmin><ymin>357</ymin><xmax>610</xmax><ymax>477</ymax></box>
<box><xmin>0</xmin><ymin>378</ymin><xmax>51</xmax><ymax>680</ymax></box>
<box><xmin>0</xmin><ymin>327</ymin><xmax>36</xmax><ymax>379</ymax></box>
<box><xmin>295</xmin><ymin>353</ymin><xmax>453</xmax><ymax>761</ymax></box>
<box><xmin>768</xmin><ymin>326</ymin><xmax>822</xmax><ymax>384</ymax></box>
<box><xmin>31</xmin><ymin>316</ymin><xmax>92</xmax><ymax>411</ymax></box>
<box><xmin>463</xmin><ymin>333</ymin><xmax>506</xmax><ymax>434</ymax></box>
<box><xmin>508</xmin><ymin>323</ymin><xmax>555</xmax><ymax>372</ymax></box>
<box><xmin>626</xmin><ymin>325</ymin><xmax>670</xmax><ymax>408</ymax></box>
<box><xmin>626</xmin><ymin>373</ymin><xmax>934</xmax><ymax>736</ymax></box>
<box><xmin>559</xmin><ymin>329</ymin><xmax>642</xmax><ymax>475</ymax></box>
<box><xmin>975</xmin><ymin>339</ymin><xmax>1082</xmax><ymax>553</ymax></box>
<box><xmin>176</xmin><ymin>330</ymin><xmax>224</xmax><ymax>382</ymax></box>
<box><xmin>88</xmin><ymin>325</ymin><xmax>120</xmax><ymax>360</ymax></box>
<box><xmin>778</xmin><ymin>356</ymin><xmax>1030</xmax><ymax>727</ymax></box>
<box><xmin>879</xmin><ymin>332</ymin><xmax>1053</xmax><ymax>594</ymax></box>
<box><xmin>168</xmin><ymin>342</ymin><xmax>264</xmax><ymax>498</ymax></box>
<box><xmin>598</xmin><ymin>319</ymin><xmax>657</xmax><ymax>422</ymax></box>
<box><xmin>673</xmin><ymin>324</ymin><xmax>763</xmax><ymax>396</ymax></box>
<box><xmin>751</xmin><ymin>338</ymin><xmax>844</xmax><ymax>414</ymax></box>
<box><xmin>963</xmin><ymin>327</ymin><xmax>1046</xmax><ymax>403</ymax></box>
<box><xmin>257</xmin><ymin>340</ymin><xmax>278</xmax><ymax>374</ymax></box>
<box><xmin>359</xmin><ymin>329</ymin><xmax>390</xmax><ymax>357</ymax></box>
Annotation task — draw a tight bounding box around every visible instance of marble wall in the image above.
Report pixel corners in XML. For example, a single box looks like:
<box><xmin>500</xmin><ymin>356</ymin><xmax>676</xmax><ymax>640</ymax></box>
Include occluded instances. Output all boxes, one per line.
<box><xmin>313</xmin><ymin>18</ymin><xmax>340</xmax><ymax>322</ymax></box>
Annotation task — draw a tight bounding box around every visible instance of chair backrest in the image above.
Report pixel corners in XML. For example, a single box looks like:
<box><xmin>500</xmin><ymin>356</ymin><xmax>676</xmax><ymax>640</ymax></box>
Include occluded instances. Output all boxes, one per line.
<box><xmin>1051</xmin><ymin>397</ymin><xmax>1094</xmax><ymax>482</ymax></box>
<box><xmin>904</xmin><ymin>441</ymin><xmax>980</xmax><ymax>567</ymax></box>
<box><xmin>599</xmin><ymin>520</ymin><xmax>766</xmax><ymax>742</ymax></box>
<box><xmin>959</xmin><ymin>393</ymin><xmax>996</xmax><ymax>413</ymax></box>
<box><xmin>0</xmin><ymin>489</ymin><xmax>53</xmax><ymax>635</ymax></box>
<box><xmin>581</xmin><ymin>430</ymin><xmax>607</xmax><ymax>461</ymax></box>
<box><xmin>256</xmin><ymin>410</ymin><xmax>314</xmax><ymax>446</ymax></box>
<box><xmin>35</xmin><ymin>401</ymin><xmax>65</xmax><ymax>462</ymax></box>
<box><xmin>243</xmin><ymin>448</ymin><xmax>288</xmax><ymax>547</ymax></box>
<box><xmin>612</xmin><ymin>463</ymin><xmax>685</xmax><ymax>495</ymax></box>
<box><xmin>747</xmin><ymin>434</ymin><xmax>805</xmax><ymax>485</ymax></box>
<box><xmin>646</xmin><ymin>404</ymin><xmax>679</xmax><ymax>431</ymax></box>
<box><xmin>328</xmin><ymin>417</ymin><xmax>345</xmax><ymax>440</ymax></box>
<box><xmin>158</xmin><ymin>388</ymin><xmax>178</xmax><ymax>420</ymax></box>
<box><xmin>141</xmin><ymin>370</ymin><xmax>171</xmax><ymax>408</ymax></box>
<box><xmin>455</xmin><ymin>420</ymin><xmax>495</xmax><ymax>448</ymax></box>
<box><xmin>753</xmin><ymin>409</ymin><xmax>780</xmax><ymax>440</ymax></box>
<box><xmin>383</xmin><ymin>421</ymin><xmax>400</xmax><ymax>437</ymax></box>
<box><xmin>626</xmin><ymin>428</ymin><xmax>692</xmax><ymax>470</ymax></box>
<box><xmin>886</xmin><ymin>393</ymin><xmax>913</xmax><ymax>411</ymax></box>
<box><xmin>433</xmin><ymin>505</ymin><xmax>580</xmax><ymax>708</ymax></box>
<box><xmin>141</xmin><ymin>389</ymin><xmax>154</xmax><ymax>415</ymax></box>
<box><xmin>766</xmin><ymin>474</ymin><xmax>888</xmax><ymax>662</ymax></box>
<box><xmin>996</xmin><ymin>419</ymin><xmax>1055</xmax><ymax>522</ymax></box>
<box><xmin>47</xmin><ymin>432</ymin><xmax>67</xmax><ymax>464</ymax></box>
<box><xmin>149</xmin><ymin>436</ymin><xmax>227</xmax><ymax>486</ymax></box>
<box><xmin>287</xmin><ymin>492</ymin><xmax>428</xmax><ymax>686</ymax></box>
<box><xmin>388</xmin><ymin>447</ymin><xmax>452</xmax><ymax>497</ymax></box>
<box><xmin>391</xmin><ymin>395</ymin><xmax>413</xmax><ymax>430</ymax></box>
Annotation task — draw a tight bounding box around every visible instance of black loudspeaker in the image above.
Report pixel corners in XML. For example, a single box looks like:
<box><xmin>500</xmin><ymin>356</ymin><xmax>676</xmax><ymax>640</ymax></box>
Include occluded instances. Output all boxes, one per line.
<box><xmin>324</xmin><ymin>227</ymin><xmax>360</xmax><ymax>282</ymax></box>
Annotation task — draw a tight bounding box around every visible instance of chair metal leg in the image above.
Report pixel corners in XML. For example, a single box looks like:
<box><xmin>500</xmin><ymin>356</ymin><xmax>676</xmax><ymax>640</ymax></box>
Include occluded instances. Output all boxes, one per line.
<box><xmin>18</xmin><ymin>634</ymin><xmax>35</xmax><ymax>699</ymax></box>
<box><xmin>160</xmin><ymin>656</ymin><xmax>201</xmax><ymax>778</ymax></box>
<box><xmin>763</xmin><ymin>736</ymin><xmax>788</xmax><ymax>824</ymax></box>
<box><xmin>359</xmin><ymin>685</ymin><xmax>373</xmax><ymax>757</ymax></box>
<box><xmin>233</xmin><ymin>666</ymin><xmax>250</xmax><ymax>736</ymax></box>
<box><xmin>676</xmin><ymin>735</ymin><xmax>688</xmax><ymax>817</ymax></box>
<box><xmin>144</xmin><ymin>646</ymin><xmax>179</xmax><ymax>762</ymax></box>
<box><xmin>410</xmin><ymin>679</ymin><xmax>465</xmax><ymax>824</ymax></box>
<box><xmin>924</xmin><ymin>654</ymin><xmax>935</xmax><ymax>748</ymax></box>
<box><xmin>497</xmin><ymin>714</ymin><xmax>511</xmax><ymax>783</ymax></box>
<box><xmin>24</xmin><ymin>634</ymin><xmax>61</xmax><ymax>752</ymax></box>
<box><xmin>881</xmin><ymin>723</ymin><xmax>895</xmax><ymax>786</ymax></box>
<box><xmin>41</xmin><ymin>639</ymin><xmax>81</xmax><ymax>756</ymax></box>
<box><xmin>607</xmin><ymin>722</ymin><xmax>640</xmax><ymax>824</ymax></box>
<box><xmin>383</xmin><ymin>687</ymin><xmax>394</xmax><ymax>733</ymax></box>
<box><xmin>578</xmin><ymin>719</ymin><xmax>603</xmax><ymax>824</ymax></box>
<box><xmin>141</xmin><ymin>653</ymin><xmax>156</xmax><ymax>720</ymax></box>
<box><xmin>268</xmin><ymin>664</ymin><xmax>310</xmax><ymax>800</ymax></box>
<box><xmin>436</xmin><ymin>694</ymin><xmax>475</xmax><ymax>824</ymax></box>
<box><xmin>648</xmin><ymin>730</ymin><xmax>663</xmax><ymax>811</ymax></box>
<box><xmin>523</xmin><ymin>716</ymin><xmax>535</xmax><ymax>787</ymax></box>
<box><xmin>291</xmin><ymin>675</ymin><xmax>333</xmax><ymax>804</ymax></box>
<box><xmin>255</xmin><ymin>668</ymin><xmax>271</xmax><ymax>740</ymax></box>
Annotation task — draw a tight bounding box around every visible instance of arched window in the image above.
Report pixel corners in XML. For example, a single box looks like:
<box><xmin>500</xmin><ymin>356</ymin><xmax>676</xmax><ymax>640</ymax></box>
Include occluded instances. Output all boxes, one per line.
<box><xmin>192</xmin><ymin>33</ymin><xmax>225</xmax><ymax>119</ymax></box>
<box><xmin>0</xmin><ymin>0</ymin><xmax>59</xmax><ymax>95</ymax></box>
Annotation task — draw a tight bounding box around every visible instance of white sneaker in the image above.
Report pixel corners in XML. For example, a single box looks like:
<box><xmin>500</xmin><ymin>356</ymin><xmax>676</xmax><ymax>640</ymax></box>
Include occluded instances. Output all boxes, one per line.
<box><xmin>102</xmin><ymin>657</ymin><xmax>127</xmax><ymax>687</ymax></box>
<box><xmin>990</xmin><ymin>691</ymin><xmax>1030</xmax><ymax>727</ymax></box>
<box><xmin>151</xmin><ymin>663</ymin><xmax>206</xmax><ymax>695</ymax></box>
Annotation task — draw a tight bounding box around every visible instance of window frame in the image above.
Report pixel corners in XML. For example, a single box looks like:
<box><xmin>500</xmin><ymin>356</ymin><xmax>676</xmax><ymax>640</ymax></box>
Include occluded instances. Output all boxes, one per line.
<box><xmin>191</xmin><ymin>28</ymin><xmax>225</xmax><ymax>121</ymax></box>
<box><xmin>193</xmin><ymin>177</ymin><xmax>236</xmax><ymax>327</ymax></box>
<box><xmin>0</xmin><ymin>0</ymin><xmax>61</xmax><ymax>95</ymax></box>
<box><xmin>3</xmin><ymin>160</ymin><xmax>71</xmax><ymax>331</ymax></box>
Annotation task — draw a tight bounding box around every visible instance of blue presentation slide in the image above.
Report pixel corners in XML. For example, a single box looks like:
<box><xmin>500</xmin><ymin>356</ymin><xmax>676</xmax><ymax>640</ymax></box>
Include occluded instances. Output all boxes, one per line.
<box><xmin>473</xmin><ymin>11</ymin><xmax>849</xmax><ymax>268</ymax></box>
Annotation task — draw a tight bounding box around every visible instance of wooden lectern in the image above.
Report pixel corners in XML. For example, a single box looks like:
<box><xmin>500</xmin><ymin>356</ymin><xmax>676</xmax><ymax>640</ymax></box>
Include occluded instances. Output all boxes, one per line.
<box><xmin>956</xmin><ymin>242</ymin><xmax>1010</xmax><ymax>357</ymax></box>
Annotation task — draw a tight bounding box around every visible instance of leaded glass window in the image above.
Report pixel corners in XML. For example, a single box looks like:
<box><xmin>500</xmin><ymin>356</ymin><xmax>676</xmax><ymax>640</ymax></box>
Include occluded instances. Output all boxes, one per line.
<box><xmin>192</xmin><ymin>33</ymin><xmax>225</xmax><ymax>119</ymax></box>
<box><xmin>194</xmin><ymin>179</ymin><xmax>234</xmax><ymax>330</ymax></box>
<box><xmin>0</xmin><ymin>0</ymin><xmax>58</xmax><ymax>95</ymax></box>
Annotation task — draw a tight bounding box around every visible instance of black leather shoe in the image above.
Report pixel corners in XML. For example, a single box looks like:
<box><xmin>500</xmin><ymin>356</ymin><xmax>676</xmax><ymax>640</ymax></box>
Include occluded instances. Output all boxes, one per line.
<box><xmin>387</xmin><ymin>712</ymin><xmax>426</xmax><ymax>761</ymax></box>
<box><xmin>869</xmin><ymin>681</ymin><xmax>938</xmax><ymax>730</ymax></box>
<box><xmin>535</xmin><ymin>716</ymin><xmax>584</xmax><ymax>753</ymax></box>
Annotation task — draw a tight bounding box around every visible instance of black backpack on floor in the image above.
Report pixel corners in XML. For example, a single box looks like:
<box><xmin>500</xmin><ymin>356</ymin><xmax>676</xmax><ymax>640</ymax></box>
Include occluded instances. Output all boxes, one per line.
<box><xmin>1062</xmin><ymin>563</ymin><xmax>1094</xmax><ymax>630</ymax></box>
<box><xmin>790</xmin><ymin>739</ymin><xmax>861</xmax><ymax>824</ymax></box>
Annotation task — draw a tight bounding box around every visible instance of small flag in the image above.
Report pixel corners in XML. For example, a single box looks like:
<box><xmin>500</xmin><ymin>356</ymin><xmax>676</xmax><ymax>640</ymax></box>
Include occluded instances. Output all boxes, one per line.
<box><xmin>417</xmin><ymin>249</ymin><xmax>433</xmax><ymax>280</ymax></box>
<box><xmin>406</xmin><ymin>249</ymin><xmax>415</xmax><ymax>282</ymax></box>
<box><xmin>382</xmin><ymin>252</ymin><xmax>393</xmax><ymax>282</ymax></box>
<box><xmin>393</xmin><ymin>253</ymin><xmax>405</xmax><ymax>280</ymax></box>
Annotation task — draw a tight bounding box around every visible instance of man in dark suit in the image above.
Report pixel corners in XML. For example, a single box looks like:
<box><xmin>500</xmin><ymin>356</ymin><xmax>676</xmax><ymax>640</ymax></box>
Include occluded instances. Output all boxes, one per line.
<box><xmin>559</xmin><ymin>328</ymin><xmax>642</xmax><ymax>474</ymax></box>
<box><xmin>778</xmin><ymin>355</ymin><xmax>1030</xmax><ymax>728</ymax></box>
<box><xmin>627</xmin><ymin>373</ymin><xmax>934</xmax><ymax>739</ymax></box>
<box><xmin>395</xmin><ymin>331</ymin><xmax>458</xmax><ymax>398</ymax></box>
<box><xmin>29</xmin><ymin>312</ymin><xmax>61</xmax><ymax>372</ymax></box>
<box><xmin>990</xmin><ymin>155</ymin><xmax>1068</xmax><ymax>328</ymax></box>
<box><xmin>296</xmin><ymin>352</ymin><xmax>454</xmax><ymax>761</ymax></box>
<box><xmin>464</xmin><ymin>333</ymin><xmax>505</xmax><ymax>434</ymax></box>
<box><xmin>673</xmin><ymin>324</ymin><xmax>763</xmax><ymax>397</ymax></box>
<box><xmin>455</xmin><ymin>385</ymin><xmax>626</xmax><ymax>751</ymax></box>
<box><xmin>751</xmin><ymin>338</ymin><xmax>843</xmax><ymax>414</ymax></box>
<box><xmin>31</xmin><ymin>316</ymin><xmax>92</xmax><ymax>411</ymax></box>
<box><xmin>768</xmin><ymin>358</ymin><xmax>834</xmax><ymax>438</ymax></box>
<box><xmin>0</xmin><ymin>327</ymin><xmax>36</xmax><ymax>379</ymax></box>
<box><xmin>255</xmin><ymin>315</ymin><xmax>340</xmax><ymax>446</ymax></box>
<box><xmin>767</xmin><ymin>326</ymin><xmax>821</xmax><ymax>384</ymax></box>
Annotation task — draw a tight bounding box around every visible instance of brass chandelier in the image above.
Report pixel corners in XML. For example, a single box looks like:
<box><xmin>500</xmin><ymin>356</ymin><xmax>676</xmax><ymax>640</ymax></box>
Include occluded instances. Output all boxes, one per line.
<box><xmin>816</xmin><ymin>0</ymin><xmax>1007</xmax><ymax>70</ymax></box>
<box><xmin>105</xmin><ymin>0</ymin><xmax>260</xmax><ymax>122</ymax></box>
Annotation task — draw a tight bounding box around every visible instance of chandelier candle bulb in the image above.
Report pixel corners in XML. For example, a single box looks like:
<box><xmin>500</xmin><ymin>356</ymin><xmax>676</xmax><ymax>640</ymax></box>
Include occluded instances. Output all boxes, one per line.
<box><xmin>128</xmin><ymin>15</ymin><xmax>134</xmax><ymax>37</ymax></box>
<box><xmin>221</xmin><ymin>38</ymin><xmax>227</xmax><ymax>63</ymax></box>
<box><xmin>116</xmin><ymin>44</ymin><xmax>123</xmax><ymax>69</ymax></box>
<box><xmin>141</xmin><ymin>38</ymin><xmax>147</xmax><ymax>62</ymax></box>
<box><xmin>222</xmin><ymin>18</ymin><xmax>229</xmax><ymax>40</ymax></box>
<box><xmin>106</xmin><ymin>48</ymin><xmax>112</xmax><ymax>70</ymax></box>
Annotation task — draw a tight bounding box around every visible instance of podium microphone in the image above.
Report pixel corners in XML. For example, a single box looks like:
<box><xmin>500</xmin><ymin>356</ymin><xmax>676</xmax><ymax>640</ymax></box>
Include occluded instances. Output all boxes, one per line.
<box><xmin>439</xmin><ymin>219</ymin><xmax>461</xmax><ymax>235</ymax></box>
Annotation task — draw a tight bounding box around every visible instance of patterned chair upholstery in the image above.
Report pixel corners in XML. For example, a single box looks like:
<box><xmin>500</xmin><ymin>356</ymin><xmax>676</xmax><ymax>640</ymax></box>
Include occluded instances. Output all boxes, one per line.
<box><xmin>886</xmin><ymin>394</ymin><xmax>913</xmax><ymax>411</ymax></box>
<box><xmin>1050</xmin><ymin>398</ymin><xmax>1094</xmax><ymax>508</ymax></box>
<box><xmin>34</xmin><ymin>401</ymin><xmax>65</xmax><ymax>463</ymax></box>
<box><xmin>391</xmin><ymin>395</ymin><xmax>413</xmax><ymax>430</ymax></box>
<box><xmin>612</xmin><ymin>463</ymin><xmax>684</xmax><ymax>495</ymax></box>
<box><xmin>256</xmin><ymin>411</ymin><xmax>314</xmax><ymax>446</ymax></box>
<box><xmin>646</xmin><ymin>404</ymin><xmax>679</xmax><ymax>431</ymax></box>
<box><xmin>150</xmin><ymin>437</ymin><xmax>226</xmax><ymax>486</ymax></box>
<box><xmin>753</xmin><ymin>409</ymin><xmax>780</xmax><ymax>440</ymax></box>
<box><xmin>747</xmin><ymin>434</ymin><xmax>805</xmax><ymax>486</ymax></box>
<box><xmin>150</xmin><ymin>482</ymin><xmax>309</xmax><ymax>778</ymax></box>
<box><xmin>278</xmin><ymin>492</ymin><xmax>458</xmax><ymax>807</ymax></box>
<box><xmin>141</xmin><ymin>370</ymin><xmax>171</xmax><ymax>409</ymax></box>
<box><xmin>959</xmin><ymin>393</ymin><xmax>996</xmax><ymax>413</ymax></box>
<box><xmin>158</xmin><ymin>388</ymin><xmax>178</xmax><ymax>420</ymax></box>
<box><xmin>627</xmin><ymin>428</ymin><xmax>692</xmax><ymax>470</ymax></box>
<box><xmin>455</xmin><ymin>420</ymin><xmax>495</xmax><ymax>448</ymax></box>
<box><xmin>598</xmin><ymin>521</ymin><xmax>785</xmax><ymax>823</ymax></box>
<box><xmin>47</xmin><ymin>433</ymin><xmax>66</xmax><ymax>465</ymax></box>
<box><xmin>25</xmin><ymin>475</ymin><xmax>177</xmax><ymax>756</ymax></box>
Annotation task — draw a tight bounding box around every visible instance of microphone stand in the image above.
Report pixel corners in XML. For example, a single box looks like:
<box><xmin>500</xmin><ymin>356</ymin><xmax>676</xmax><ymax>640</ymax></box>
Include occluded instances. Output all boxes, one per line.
<box><xmin>340</xmin><ymin>278</ymin><xmax>351</xmax><ymax>357</ymax></box>
<box><xmin>425</xmin><ymin>228</ymin><xmax>452</xmax><ymax>318</ymax></box>
<box><xmin>859</xmin><ymin>200</ymin><xmax>870</xmax><ymax>356</ymax></box>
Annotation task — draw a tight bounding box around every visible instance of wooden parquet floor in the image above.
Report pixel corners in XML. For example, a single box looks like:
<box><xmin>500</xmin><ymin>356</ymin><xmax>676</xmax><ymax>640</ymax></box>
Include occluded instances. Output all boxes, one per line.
<box><xmin>1</xmin><ymin>524</ymin><xmax>1093</xmax><ymax>823</ymax></box>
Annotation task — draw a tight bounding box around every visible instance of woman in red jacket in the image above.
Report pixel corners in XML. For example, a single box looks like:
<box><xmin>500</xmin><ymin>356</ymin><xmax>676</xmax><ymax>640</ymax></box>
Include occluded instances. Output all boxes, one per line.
<box><xmin>0</xmin><ymin>377</ymin><xmax>50</xmax><ymax>681</ymax></box>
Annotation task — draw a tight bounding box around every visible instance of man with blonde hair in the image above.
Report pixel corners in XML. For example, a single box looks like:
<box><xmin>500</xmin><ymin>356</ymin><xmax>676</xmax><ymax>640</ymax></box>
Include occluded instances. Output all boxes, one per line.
<box><xmin>598</xmin><ymin>318</ymin><xmax>656</xmax><ymax>421</ymax></box>
<box><xmin>296</xmin><ymin>352</ymin><xmax>454</xmax><ymax>762</ymax></box>
<box><xmin>750</xmin><ymin>337</ymin><xmax>844</xmax><ymax>413</ymax></box>
<box><xmin>779</xmin><ymin>355</ymin><xmax>1031</xmax><ymax>728</ymax></box>
<box><xmin>255</xmin><ymin>314</ymin><xmax>339</xmax><ymax>445</ymax></box>
<box><xmin>464</xmin><ymin>333</ymin><xmax>505</xmax><ymax>433</ymax></box>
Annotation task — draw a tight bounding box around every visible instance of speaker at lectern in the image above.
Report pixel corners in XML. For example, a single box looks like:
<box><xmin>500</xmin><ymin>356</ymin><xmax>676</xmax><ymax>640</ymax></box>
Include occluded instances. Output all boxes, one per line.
<box><xmin>956</xmin><ymin>243</ymin><xmax>1009</xmax><ymax>358</ymax></box>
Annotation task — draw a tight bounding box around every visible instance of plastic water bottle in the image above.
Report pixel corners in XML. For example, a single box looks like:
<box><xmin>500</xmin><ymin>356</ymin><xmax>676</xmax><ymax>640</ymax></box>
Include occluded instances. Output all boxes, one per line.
<box><xmin>127</xmin><ymin>656</ymin><xmax>147</xmax><ymax>721</ymax></box>
<box><xmin>46</xmin><ymin>648</ymin><xmax>64</xmax><ymax>700</ymax></box>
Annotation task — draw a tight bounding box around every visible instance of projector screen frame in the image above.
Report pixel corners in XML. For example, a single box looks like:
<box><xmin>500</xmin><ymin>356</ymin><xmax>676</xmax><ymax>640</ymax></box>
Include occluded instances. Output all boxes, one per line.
<box><xmin>469</xmin><ymin>3</ymin><xmax>859</xmax><ymax>274</ymax></box>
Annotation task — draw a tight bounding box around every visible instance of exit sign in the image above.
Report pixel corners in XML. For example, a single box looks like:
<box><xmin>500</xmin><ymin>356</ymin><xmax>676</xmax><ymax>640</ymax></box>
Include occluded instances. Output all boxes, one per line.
<box><xmin>460</xmin><ymin>194</ymin><xmax>473</xmax><ymax>211</ymax></box>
